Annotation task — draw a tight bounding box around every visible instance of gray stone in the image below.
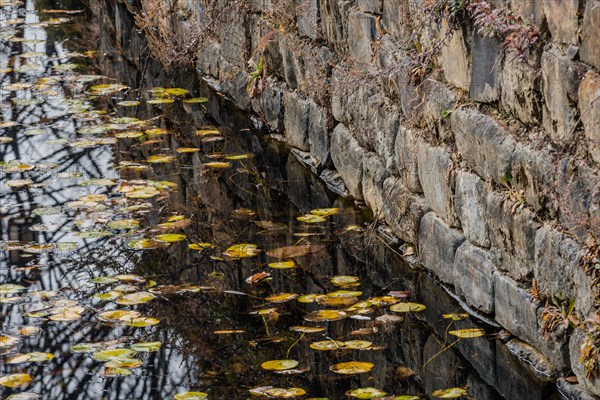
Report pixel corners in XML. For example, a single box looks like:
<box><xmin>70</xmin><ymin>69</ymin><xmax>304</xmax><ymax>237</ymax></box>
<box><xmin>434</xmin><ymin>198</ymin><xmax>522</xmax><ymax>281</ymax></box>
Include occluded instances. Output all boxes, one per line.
<box><xmin>307</xmin><ymin>100</ymin><xmax>331</xmax><ymax>166</ymax></box>
<box><xmin>581</xmin><ymin>0</ymin><xmax>600</xmax><ymax>71</ymax></box>
<box><xmin>423</xmin><ymin>334</ymin><xmax>468</xmax><ymax>396</ymax></box>
<box><xmin>556</xmin><ymin>377</ymin><xmax>600</xmax><ymax>400</ymax></box>
<box><xmin>534</xmin><ymin>306</ymin><xmax>572</xmax><ymax>372</ymax></box>
<box><xmin>570</xmin><ymin>328</ymin><xmax>600</xmax><ymax>397</ymax></box>
<box><xmin>508</xmin><ymin>0</ymin><xmax>545</xmax><ymax>26</ymax></box>
<box><xmin>347</xmin><ymin>11</ymin><xmax>379</xmax><ymax>66</ymax></box>
<box><xmin>495</xmin><ymin>341</ymin><xmax>549</xmax><ymax>400</ymax></box>
<box><xmin>535</xmin><ymin>225</ymin><xmax>595</xmax><ymax>317</ymax></box>
<box><xmin>466</xmin><ymin>373</ymin><xmax>501</xmax><ymax>400</ymax></box>
<box><xmin>365</xmin><ymin>98</ymin><xmax>400</xmax><ymax>173</ymax></box>
<box><xmin>394</xmin><ymin>126</ymin><xmax>422</xmax><ymax>193</ymax></box>
<box><xmin>510</xmin><ymin>143</ymin><xmax>555</xmax><ymax>215</ymax></box>
<box><xmin>278</xmin><ymin>34</ymin><xmax>304</xmax><ymax>89</ymax></box>
<box><xmin>420</xmin><ymin>80</ymin><xmax>457</xmax><ymax>142</ymax></box>
<box><xmin>455</xmin><ymin>170</ymin><xmax>489</xmax><ymax>247</ymax></box>
<box><xmin>494</xmin><ymin>273</ymin><xmax>540</xmax><ymax>344</ymax></box>
<box><xmin>506</xmin><ymin>338</ymin><xmax>558</xmax><ymax>381</ymax></box>
<box><xmin>357</xmin><ymin>0</ymin><xmax>382</xmax><ymax>14</ymax></box>
<box><xmin>418</xmin><ymin>212</ymin><xmax>465</xmax><ymax>284</ymax></box>
<box><xmin>330</xmin><ymin>123</ymin><xmax>366</xmax><ymax>199</ymax></box>
<box><xmin>579</xmin><ymin>70</ymin><xmax>600</xmax><ymax>165</ymax></box>
<box><xmin>362</xmin><ymin>153</ymin><xmax>388</xmax><ymax>216</ymax></box>
<box><xmin>470</xmin><ymin>29</ymin><xmax>502</xmax><ymax>102</ymax></box>
<box><xmin>319</xmin><ymin>0</ymin><xmax>352</xmax><ymax>47</ymax></box>
<box><xmin>486</xmin><ymin>191</ymin><xmax>541</xmax><ymax>280</ymax></box>
<box><xmin>382</xmin><ymin>176</ymin><xmax>429</xmax><ymax>244</ymax></box>
<box><xmin>451</xmin><ymin>108</ymin><xmax>516</xmax><ymax>185</ymax></box>
<box><xmin>544</xmin><ymin>0</ymin><xmax>579</xmax><ymax>45</ymax></box>
<box><xmin>439</xmin><ymin>21</ymin><xmax>471</xmax><ymax>91</ymax></box>
<box><xmin>297</xmin><ymin>0</ymin><xmax>320</xmax><ymax>40</ymax></box>
<box><xmin>454</xmin><ymin>242</ymin><xmax>496</xmax><ymax>313</ymax></box>
<box><xmin>454</xmin><ymin>320</ymin><xmax>497</xmax><ymax>387</ymax></box>
<box><xmin>500</xmin><ymin>51</ymin><xmax>541</xmax><ymax>125</ymax></box>
<box><xmin>252</xmin><ymin>81</ymin><xmax>284</xmax><ymax>131</ymax></box>
<box><xmin>381</xmin><ymin>0</ymin><xmax>407</xmax><ymax>37</ymax></box>
<box><xmin>283</xmin><ymin>91</ymin><xmax>310</xmax><ymax>150</ymax></box>
<box><xmin>541</xmin><ymin>46</ymin><xmax>585</xmax><ymax>142</ymax></box>
<box><xmin>417</xmin><ymin>140</ymin><xmax>460</xmax><ymax>227</ymax></box>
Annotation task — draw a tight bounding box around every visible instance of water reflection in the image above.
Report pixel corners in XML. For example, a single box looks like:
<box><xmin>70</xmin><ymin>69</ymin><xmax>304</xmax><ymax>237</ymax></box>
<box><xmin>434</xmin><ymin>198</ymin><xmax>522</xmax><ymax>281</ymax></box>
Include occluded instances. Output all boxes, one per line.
<box><xmin>0</xmin><ymin>1</ymin><xmax>564</xmax><ymax>399</ymax></box>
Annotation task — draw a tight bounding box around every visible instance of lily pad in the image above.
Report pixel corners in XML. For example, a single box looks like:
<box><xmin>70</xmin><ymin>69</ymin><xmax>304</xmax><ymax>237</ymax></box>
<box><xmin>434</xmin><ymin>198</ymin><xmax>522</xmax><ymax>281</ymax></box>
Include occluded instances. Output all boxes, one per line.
<box><xmin>130</xmin><ymin>342</ymin><xmax>162</xmax><ymax>352</ymax></box>
<box><xmin>431</xmin><ymin>388</ymin><xmax>467</xmax><ymax>398</ymax></box>
<box><xmin>330</xmin><ymin>361</ymin><xmax>373</xmax><ymax>374</ymax></box>
<box><xmin>261</xmin><ymin>359</ymin><xmax>299</xmax><ymax>371</ymax></box>
<box><xmin>174</xmin><ymin>392</ymin><xmax>208</xmax><ymax>400</ymax></box>
<box><xmin>268</xmin><ymin>260</ymin><xmax>296</xmax><ymax>269</ymax></box>
<box><xmin>448</xmin><ymin>328</ymin><xmax>485</xmax><ymax>339</ymax></box>
<box><xmin>264</xmin><ymin>388</ymin><xmax>306</xmax><ymax>398</ymax></box>
<box><xmin>0</xmin><ymin>373</ymin><xmax>33</xmax><ymax>388</ymax></box>
<box><xmin>304</xmin><ymin>309</ymin><xmax>347</xmax><ymax>322</ymax></box>
<box><xmin>389</xmin><ymin>302</ymin><xmax>426</xmax><ymax>313</ymax></box>
<box><xmin>154</xmin><ymin>233</ymin><xmax>187</xmax><ymax>243</ymax></box>
<box><xmin>346</xmin><ymin>388</ymin><xmax>387</xmax><ymax>399</ymax></box>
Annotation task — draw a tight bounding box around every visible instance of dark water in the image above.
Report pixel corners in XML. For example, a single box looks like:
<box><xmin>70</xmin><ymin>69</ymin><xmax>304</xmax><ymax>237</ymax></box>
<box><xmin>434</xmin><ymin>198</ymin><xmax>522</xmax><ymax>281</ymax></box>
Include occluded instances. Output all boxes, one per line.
<box><xmin>0</xmin><ymin>1</ymin><xmax>562</xmax><ymax>399</ymax></box>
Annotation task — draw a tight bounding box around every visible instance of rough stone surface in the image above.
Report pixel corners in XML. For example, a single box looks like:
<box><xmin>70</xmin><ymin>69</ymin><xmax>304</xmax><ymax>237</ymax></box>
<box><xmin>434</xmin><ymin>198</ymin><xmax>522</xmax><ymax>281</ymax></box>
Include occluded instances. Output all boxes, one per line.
<box><xmin>454</xmin><ymin>170</ymin><xmax>489</xmax><ymax>247</ymax></box>
<box><xmin>423</xmin><ymin>334</ymin><xmax>469</xmax><ymax>397</ymax></box>
<box><xmin>506</xmin><ymin>339</ymin><xmax>558</xmax><ymax>381</ymax></box>
<box><xmin>494</xmin><ymin>273</ymin><xmax>540</xmax><ymax>344</ymax></box>
<box><xmin>347</xmin><ymin>11</ymin><xmax>378</xmax><ymax>66</ymax></box>
<box><xmin>253</xmin><ymin>81</ymin><xmax>285</xmax><ymax>132</ymax></box>
<box><xmin>544</xmin><ymin>0</ymin><xmax>579</xmax><ymax>45</ymax></box>
<box><xmin>500</xmin><ymin>51</ymin><xmax>541</xmax><ymax>125</ymax></box>
<box><xmin>556</xmin><ymin>378</ymin><xmax>600</xmax><ymax>400</ymax></box>
<box><xmin>418</xmin><ymin>212</ymin><xmax>465</xmax><ymax>284</ymax></box>
<box><xmin>381</xmin><ymin>0</ymin><xmax>406</xmax><ymax>37</ymax></box>
<box><xmin>451</xmin><ymin>109</ymin><xmax>516</xmax><ymax>185</ymax></box>
<box><xmin>541</xmin><ymin>46</ymin><xmax>585</xmax><ymax>142</ymax></box>
<box><xmin>382</xmin><ymin>176</ymin><xmax>429</xmax><ymax>244</ymax></box>
<box><xmin>470</xmin><ymin>29</ymin><xmax>502</xmax><ymax>102</ymax></box>
<box><xmin>330</xmin><ymin>123</ymin><xmax>366</xmax><ymax>199</ymax></box>
<box><xmin>420</xmin><ymin>80</ymin><xmax>457</xmax><ymax>142</ymax></box>
<box><xmin>417</xmin><ymin>140</ymin><xmax>459</xmax><ymax>227</ymax></box>
<box><xmin>394</xmin><ymin>126</ymin><xmax>422</xmax><ymax>193</ymax></box>
<box><xmin>486</xmin><ymin>191</ymin><xmax>541</xmax><ymax>280</ymax></box>
<box><xmin>439</xmin><ymin>22</ymin><xmax>471</xmax><ymax>91</ymax></box>
<box><xmin>495</xmin><ymin>341</ymin><xmax>549</xmax><ymax>400</ymax></box>
<box><xmin>510</xmin><ymin>144</ymin><xmax>555</xmax><ymax>215</ymax></box>
<box><xmin>534</xmin><ymin>225</ymin><xmax>595</xmax><ymax>317</ymax></box>
<box><xmin>579</xmin><ymin>70</ymin><xmax>600</xmax><ymax>165</ymax></box>
<box><xmin>307</xmin><ymin>100</ymin><xmax>331</xmax><ymax>166</ymax></box>
<box><xmin>362</xmin><ymin>153</ymin><xmax>388</xmax><ymax>216</ymax></box>
<box><xmin>297</xmin><ymin>0</ymin><xmax>320</xmax><ymax>40</ymax></box>
<box><xmin>454</xmin><ymin>242</ymin><xmax>495</xmax><ymax>314</ymax></box>
<box><xmin>570</xmin><ymin>328</ymin><xmax>600</xmax><ymax>397</ymax></box>
<box><xmin>357</xmin><ymin>0</ymin><xmax>382</xmax><ymax>14</ymax></box>
<box><xmin>580</xmin><ymin>0</ymin><xmax>600</xmax><ymax>71</ymax></box>
<box><xmin>283</xmin><ymin>91</ymin><xmax>311</xmax><ymax>151</ymax></box>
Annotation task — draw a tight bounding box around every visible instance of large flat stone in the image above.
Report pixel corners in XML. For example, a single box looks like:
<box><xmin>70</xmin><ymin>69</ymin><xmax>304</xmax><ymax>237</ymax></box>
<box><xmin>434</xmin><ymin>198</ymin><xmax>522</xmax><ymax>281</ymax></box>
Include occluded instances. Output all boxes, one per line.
<box><xmin>347</xmin><ymin>10</ymin><xmax>379</xmax><ymax>66</ymax></box>
<box><xmin>297</xmin><ymin>0</ymin><xmax>320</xmax><ymax>39</ymax></box>
<box><xmin>495</xmin><ymin>341</ymin><xmax>549</xmax><ymax>400</ymax></box>
<box><xmin>470</xmin><ymin>29</ymin><xmax>502</xmax><ymax>102</ymax></box>
<box><xmin>330</xmin><ymin>123</ymin><xmax>366</xmax><ymax>199</ymax></box>
<box><xmin>579</xmin><ymin>70</ymin><xmax>600</xmax><ymax>165</ymax></box>
<box><xmin>454</xmin><ymin>241</ymin><xmax>496</xmax><ymax>314</ymax></box>
<box><xmin>570</xmin><ymin>328</ymin><xmax>600</xmax><ymax>397</ymax></box>
<box><xmin>307</xmin><ymin>100</ymin><xmax>331</xmax><ymax>167</ymax></box>
<box><xmin>417</xmin><ymin>140</ymin><xmax>459</xmax><ymax>227</ymax></box>
<box><xmin>500</xmin><ymin>51</ymin><xmax>541</xmax><ymax>125</ymax></box>
<box><xmin>382</xmin><ymin>176</ymin><xmax>429</xmax><ymax>244</ymax></box>
<box><xmin>283</xmin><ymin>91</ymin><xmax>310</xmax><ymax>150</ymax></box>
<box><xmin>494</xmin><ymin>273</ymin><xmax>540</xmax><ymax>345</ymax></box>
<box><xmin>544</xmin><ymin>0</ymin><xmax>579</xmax><ymax>45</ymax></box>
<box><xmin>451</xmin><ymin>108</ymin><xmax>516</xmax><ymax>185</ymax></box>
<box><xmin>394</xmin><ymin>126</ymin><xmax>422</xmax><ymax>193</ymax></box>
<box><xmin>580</xmin><ymin>0</ymin><xmax>600</xmax><ymax>71</ymax></box>
<box><xmin>534</xmin><ymin>225</ymin><xmax>595</xmax><ymax>317</ymax></box>
<box><xmin>420</xmin><ymin>80</ymin><xmax>457</xmax><ymax>142</ymax></box>
<box><xmin>486</xmin><ymin>191</ymin><xmax>541</xmax><ymax>280</ymax></box>
<box><xmin>439</xmin><ymin>22</ymin><xmax>471</xmax><ymax>91</ymax></box>
<box><xmin>541</xmin><ymin>46</ymin><xmax>585</xmax><ymax>142</ymax></box>
<box><xmin>357</xmin><ymin>0</ymin><xmax>382</xmax><ymax>14</ymax></box>
<box><xmin>510</xmin><ymin>143</ymin><xmax>555</xmax><ymax>215</ymax></box>
<box><xmin>418</xmin><ymin>212</ymin><xmax>465</xmax><ymax>284</ymax></box>
<box><xmin>454</xmin><ymin>170</ymin><xmax>489</xmax><ymax>247</ymax></box>
<box><xmin>361</xmin><ymin>153</ymin><xmax>388</xmax><ymax>216</ymax></box>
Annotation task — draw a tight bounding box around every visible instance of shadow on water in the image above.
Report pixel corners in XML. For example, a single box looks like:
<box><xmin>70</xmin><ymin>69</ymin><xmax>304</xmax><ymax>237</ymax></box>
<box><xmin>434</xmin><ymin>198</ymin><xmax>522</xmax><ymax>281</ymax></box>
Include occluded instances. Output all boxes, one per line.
<box><xmin>0</xmin><ymin>1</ymin><xmax>563</xmax><ymax>399</ymax></box>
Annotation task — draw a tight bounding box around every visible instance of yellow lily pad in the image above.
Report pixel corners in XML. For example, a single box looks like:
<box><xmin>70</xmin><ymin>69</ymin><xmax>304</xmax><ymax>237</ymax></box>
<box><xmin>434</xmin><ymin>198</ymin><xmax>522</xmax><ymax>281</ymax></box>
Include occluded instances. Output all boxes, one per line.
<box><xmin>389</xmin><ymin>302</ymin><xmax>426</xmax><ymax>313</ymax></box>
<box><xmin>330</xmin><ymin>361</ymin><xmax>373</xmax><ymax>374</ymax></box>
<box><xmin>145</xmin><ymin>154</ymin><xmax>176</xmax><ymax>163</ymax></box>
<box><xmin>189</xmin><ymin>242</ymin><xmax>215</xmax><ymax>250</ymax></box>
<box><xmin>125</xmin><ymin>317</ymin><xmax>160</xmax><ymax>327</ymax></box>
<box><xmin>183</xmin><ymin>97</ymin><xmax>208</xmax><ymax>104</ymax></box>
<box><xmin>107</xmin><ymin>219</ymin><xmax>140</xmax><ymax>230</ymax></box>
<box><xmin>297</xmin><ymin>214</ymin><xmax>326</xmax><ymax>223</ymax></box>
<box><xmin>264</xmin><ymin>388</ymin><xmax>306</xmax><ymax>398</ymax></box>
<box><xmin>92</xmin><ymin>348</ymin><xmax>137</xmax><ymax>361</ymax></box>
<box><xmin>223</xmin><ymin>243</ymin><xmax>259</xmax><ymax>258</ymax></box>
<box><xmin>105</xmin><ymin>357</ymin><xmax>143</xmax><ymax>368</ymax></box>
<box><xmin>343</xmin><ymin>340</ymin><xmax>373</xmax><ymax>350</ymax></box>
<box><xmin>331</xmin><ymin>276</ymin><xmax>360</xmax><ymax>286</ymax></box>
<box><xmin>0</xmin><ymin>373</ymin><xmax>33</xmax><ymax>388</ymax></box>
<box><xmin>442</xmin><ymin>313</ymin><xmax>469</xmax><ymax>321</ymax></box>
<box><xmin>261</xmin><ymin>359</ymin><xmax>299</xmax><ymax>371</ymax></box>
<box><xmin>116</xmin><ymin>291</ymin><xmax>155</xmax><ymax>305</ymax></box>
<box><xmin>309</xmin><ymin>340</ymin><xmax>346</xmax><ymax>350</ymax></box>
<box><xmin>203</xmin><ymin>161</ymin><xmax>231</xmax><ymax>169</ymax></box>
<box><xmin>304</xmin><ymin>309</ymin><xmax>347</xmax><ymax>322</ymax></box>
<box><xmin>128</xmin><ymin>239</ymin><xmax>163</xmax><ymax>250</ymax></box>
<box><xmin>130</xmin><ymin>342</ymin><xmax>162</xmax><ymax>352</ymax></box>
<box><xmin>268</xmin><ymin>260</ymin><xmax>295</xmax><ymax>269</ymax></box>
<box><xmin>432</xmin><ymin>388</ymin><xmax>467</xmax><ymax>398</ymax></box>
<box><xmin>289</xmin><ymin>326</ymin><xmax>326</xmax><ymax>333</ymax></box>
<box><xmin>265</xmin><ymin>293</ymin><xmax>298</xmax><ymax>303</ymax></box>
<box><xmin>310</xmin><ymin>208</ymin><xmax>339</xmax><ymax>216</ymax></box>
<box><xmin>7</xmin><ymin>352</ymin><xmax>54</xmax><ymax>364</ymax></box>
<box><xmin>154</xmin><ymin>233</ymin><xmax>187</xmax><ymax>243</ymax></box>
<box><xmin>174</xmin><ymin>392</ymin><xmax>208</xmax><ymax>400</ymax></box>
<box><xmin>448</xmin><ymin>328</ymin><xmax>485</xmax><ymax>339</ymax></box>
<box><xmin>346</xmin><ymin>387</ymin><xmax>387</xmax><ymax>399</ymax></box>
<box><xmin>0</xmin><ymin>335</ymin><xmax>19</xmax><ymax>348</ymax></box>
<box><xmin>176</xmin><ymin>147</ymin><xmax>200</xmax><ymax>153</ymax></box>
<box><xmin>98</xmin><ymin>310</ymin><xmax>141</xmax><ymax>323</ymax></box>
<box><xmin>117</xmin><ymin>100</ymin><xmax>141</xmax><ymax>107</ymax></box>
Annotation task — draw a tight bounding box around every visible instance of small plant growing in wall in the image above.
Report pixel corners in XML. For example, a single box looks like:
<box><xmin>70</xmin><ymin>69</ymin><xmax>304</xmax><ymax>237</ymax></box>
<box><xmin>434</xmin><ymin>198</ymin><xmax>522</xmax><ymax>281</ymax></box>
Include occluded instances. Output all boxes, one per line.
<box><xmin>246</xmin><ymin>56</ymin><xmax>266</xmax><ymax>98</ymax></box>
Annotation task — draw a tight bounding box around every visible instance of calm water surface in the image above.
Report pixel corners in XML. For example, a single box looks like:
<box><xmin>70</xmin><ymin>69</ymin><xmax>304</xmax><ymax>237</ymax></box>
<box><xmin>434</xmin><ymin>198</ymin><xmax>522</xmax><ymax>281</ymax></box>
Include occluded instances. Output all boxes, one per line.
<box><xmin>0</xmin><ymin>1</ymin><xmax>560</xmax><ymax>399</ymax></box>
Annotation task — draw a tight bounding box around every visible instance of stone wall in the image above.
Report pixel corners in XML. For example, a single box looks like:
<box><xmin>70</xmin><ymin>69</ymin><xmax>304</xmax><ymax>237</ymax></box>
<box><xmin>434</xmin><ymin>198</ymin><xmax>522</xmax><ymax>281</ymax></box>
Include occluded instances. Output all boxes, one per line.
<box><xmin>102</xmin><ymin>0</ymin><xmax>600</xmax><ymax>396</ymax></box>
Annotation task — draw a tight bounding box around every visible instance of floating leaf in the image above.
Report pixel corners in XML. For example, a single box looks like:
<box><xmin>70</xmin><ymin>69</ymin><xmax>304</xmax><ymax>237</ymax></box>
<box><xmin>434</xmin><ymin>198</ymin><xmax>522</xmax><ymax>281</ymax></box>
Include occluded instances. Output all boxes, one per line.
<box><xmin>297</xmin><ymin>294</ymin><xmax>326</xmax><ymax>303</ymax></box>
<box><xmin>289</xmin><ymin>326</ymin><xmax>326</xmax><ymax>333</ymax></box>
<box><xmin>92</xmin><ymin>348</ymin><xmax>137</xmax><ymax>361</ymax></box>
<box><xmin>174</xmin><ymin>392</ymin><xmax>208</xmax><ymax>400</ymax></box>
<box><xmin>317</xmin><ymin>296</ymin><xmax>358</xmax><ymax>308</ymax></box>
<box><xmin>189</xmin><ymin>242</ymin><xmax>215</xmax><ymax>250</ymax></box>
<box><xmin>297</xmin><ymin>214</ymin><xmax>326</xmax><ymax>223</ymax></box>
<box><xmin>0</xmin><ymin>335</ymin><xmax>19</xmax><ymax>348</ymax></box>
<box><xmin>105</xmin><ymin>357</ymin><xmax>143</xmax><ymax>368</ymax></box>
<box><xmin>344</xmin><ymin>340</ymin><xmax>373</xmax><ymax>350</ymax></box>
<box><xmin>346</xmin><ymin>388</ymin><xmax>387</xmax><ymax>399</ymax></box>
<box><xmin>176</xmin><ymin>147</ymin><xmax>200</xmax><ymax>153</ymax></box>
<box><xmin>125</xmin><ymin>317</ymin><xmax>160</xmax><ymax>327</ymax></box>
<box><xmin>117</xmin><ymin>100</ymin><xmax>141</xmax><ymax>107</ymax></box>
<box><xmin>0</xmin><ymin>284</ymin><xmax>26</xmax><ymax>294</ymax></box>
<box><xmin>309</xmin><ymin>340</ymin><xmax>345</xmax><ymax>351</ymax></box>
<box><xmin>265</xmin><ymin>293</ymin><xmax>298</xmax><ymax>303</ymax></box>
<box><xmin>268</xmin><ymin>260</ymin><xmax>295</xmax><ymax>269</ymax></box>
<box><xmin>196</xmin><ymin>129</ymin><xmax>220</xmax><ymax>136</ymax></box>
<box><xmin>431</xmin><ymin>388</ymin><xmax>467</xmax><ymax>398</ymax></box>
<box><xmin>331</xmin><ymin>276</ymin><xmax>360</xmax><ymax>286</ymax></box>
<box><xmin>183</xmin><ymin>97</ymin><xmax>208</xmax><ymax>104</ymax></box>
<box><xmin>213</xmin><ymin>329</ymin><xmax>245</xmax><ymax>334</ymax></box>
<box><xmin>93</xmin><ymin>291</ymin><xmax>123</xmax><ymax>302</ymax></box>
<box><xmin>5</xmin><ymin>392</ymin><xmax>42</xmax><ymax>400</ymax></box>
<box><xmin>0</xmin><ymin>373</ymin><xmax>32</xmax><ymax>388</ymax></box>
<box><xmin>389</xmin><ymin>302</ymin><xmax>426</xmax><ymax>313</ymax></box>
<box><xmin>125</xmin><ymin>187</ymin><xmax>160</xmax><ymax>199</ymax></box>
<box><xmin>264</xmin><ymin>388</ymin><xmax>306</xmax><ymax>398</ymax></box>
<box><xmin>310</xmin><ymin>208</ymin><xmax>339</xmax><ymax>216</ymax></box>
<box><xmin>98</xmin><ymin>310</ymin><xmax>141</xmax><ymax>323</ymax></box>
<box><xmin>442</xmin><ymin>313</ymin><xmax>469</xmax><ymax>321</ymax></box>
<box><xmin>304</xmin><ymin>309</ymin><xmax>347</xmax><ymax>322</ymax></box>
<box><xmin>154</xmin><ymin>233</ymin><xmax>187</xmax><ymax>243</ymax></box>
<box><xmin>203</xmin><ymin>161</ymin><xmax>231</xmax><ymax>169</ymax></box>
<box><xmin>223</xmin><ymin>243</ymin><xmax>259</xmax><ymax>258</ymax></box>
<box><xmin>147</xmin><ymin>98</ymin><xmax>175</xmax><ymax>104</ymax></box>
<box><xmin>107</xmin><ymin>219</ymin><xmax>140</xmax><ymax>230</ymax></box>
<box><xmin>261</xmin><ymin>359</ymin><xmax>299</xmax><ymax>371</ymax></box>
<box><xmin>330</xmin><ymin>361</ymin><xmax>373</xmax><ymax>374</ymax></box>
<box><xmin>116</xmin><ymin>291</ymin><xmax>155</xmax><ymax>305</ymax></box>
<box><xmin>145</xmin><ymin>154</ymin><xmax>176</xmax><ymax>163</ymax></box>
<box><xmin>100</xmin><ymin>367</ymin><xmax>132</xmax><ymax>377</ymax></box>
<box><xmin>7</xmin><ymin>352</ymin><xmax>54</xmax><ymax>364</ymax></box>
<box><xmin>448</xmin><ymin>328</ymin><xmax>484</xmax><ymax>339</ymax></box>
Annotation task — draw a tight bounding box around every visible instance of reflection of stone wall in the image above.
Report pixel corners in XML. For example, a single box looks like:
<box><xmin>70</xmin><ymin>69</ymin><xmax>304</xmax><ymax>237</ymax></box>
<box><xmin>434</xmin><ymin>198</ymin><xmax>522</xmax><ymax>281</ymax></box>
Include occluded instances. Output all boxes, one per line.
<box><xmin>98</xmin><ymin>0</ymin><xmax>600</xmax><ymax>396</ymax></box>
